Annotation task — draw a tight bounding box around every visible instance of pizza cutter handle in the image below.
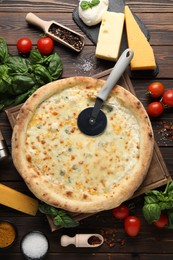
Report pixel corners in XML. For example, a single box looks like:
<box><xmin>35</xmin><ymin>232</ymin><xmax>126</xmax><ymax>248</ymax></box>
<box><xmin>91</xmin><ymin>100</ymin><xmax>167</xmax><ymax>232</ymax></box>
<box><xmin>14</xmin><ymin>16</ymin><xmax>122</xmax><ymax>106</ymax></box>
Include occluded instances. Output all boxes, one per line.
<box><xmin>97</xmin><ymin>48</ymin><xmax>134</xmax><ymax>101</ymax></box>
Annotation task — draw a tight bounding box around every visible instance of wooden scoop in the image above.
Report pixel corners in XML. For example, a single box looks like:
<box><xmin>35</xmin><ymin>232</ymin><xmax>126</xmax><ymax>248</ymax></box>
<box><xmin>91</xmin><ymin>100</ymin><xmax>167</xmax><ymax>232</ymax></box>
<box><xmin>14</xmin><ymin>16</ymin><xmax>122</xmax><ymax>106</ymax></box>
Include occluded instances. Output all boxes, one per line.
<box><xmin>26</xmin><ymin>12</ymin><xmax>85</xmax><ymax>52</ymax></box>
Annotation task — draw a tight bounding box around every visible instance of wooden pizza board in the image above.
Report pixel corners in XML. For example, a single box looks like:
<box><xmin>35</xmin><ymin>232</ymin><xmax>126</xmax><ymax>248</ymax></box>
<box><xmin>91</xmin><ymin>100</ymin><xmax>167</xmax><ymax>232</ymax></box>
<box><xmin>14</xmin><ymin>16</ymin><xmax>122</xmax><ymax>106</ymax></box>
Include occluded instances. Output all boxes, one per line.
<box><xmin>5</xmin><ymin>71</ymin><xmax>171</xmax><ymax>231</ymax></box>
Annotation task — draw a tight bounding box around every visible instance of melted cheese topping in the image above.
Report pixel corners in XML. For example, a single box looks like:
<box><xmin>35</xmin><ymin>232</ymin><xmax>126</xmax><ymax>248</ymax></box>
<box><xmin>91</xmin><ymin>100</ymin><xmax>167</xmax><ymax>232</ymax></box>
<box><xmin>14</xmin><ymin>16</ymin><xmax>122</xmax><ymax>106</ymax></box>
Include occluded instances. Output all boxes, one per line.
<box><xmin>26</xmin><ymin>85</ymin><xmax>140</xmax><ymax>200</ymax></box>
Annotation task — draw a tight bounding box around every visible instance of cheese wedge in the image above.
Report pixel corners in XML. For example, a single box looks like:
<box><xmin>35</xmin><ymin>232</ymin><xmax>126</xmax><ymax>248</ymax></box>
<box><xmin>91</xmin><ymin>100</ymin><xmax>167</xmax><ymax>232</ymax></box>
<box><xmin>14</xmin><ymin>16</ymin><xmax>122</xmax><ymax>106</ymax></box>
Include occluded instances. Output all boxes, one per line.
<box><xmin>125</xmin><ymin>5</ymin><xmax>156</xmax><ymax>70</ymax></box>
<box><xmin>0</xmin><ymin>184</ymin><xmax>38</xmax><ymax>216</ymax></box>
<box><xmin>96</xmin><ymin>11</ymin><xmax>124</xmax><ymax>61</ymax></box>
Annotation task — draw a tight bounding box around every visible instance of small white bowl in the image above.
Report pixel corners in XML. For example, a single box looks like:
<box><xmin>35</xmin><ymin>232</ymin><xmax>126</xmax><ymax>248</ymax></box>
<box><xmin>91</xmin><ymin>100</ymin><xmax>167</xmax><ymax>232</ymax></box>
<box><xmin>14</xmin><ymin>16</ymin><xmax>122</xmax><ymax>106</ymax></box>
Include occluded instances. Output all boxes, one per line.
<box><xmin>20</xmin><ymin>230</ymin><xmax>49</xmax><ymax>260</ymax></box>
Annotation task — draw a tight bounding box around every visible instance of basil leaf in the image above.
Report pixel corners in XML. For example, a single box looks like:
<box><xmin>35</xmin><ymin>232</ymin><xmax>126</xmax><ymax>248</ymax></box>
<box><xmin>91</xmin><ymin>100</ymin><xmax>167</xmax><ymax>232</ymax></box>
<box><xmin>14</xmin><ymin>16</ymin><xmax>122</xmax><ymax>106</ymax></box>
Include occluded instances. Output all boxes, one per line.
<box><xmin>29</xmin><ymin>49</ymin><xmax>44</xmax><ymax>64</ymax></box>
<box><xmin>80</xmin><ymin>1</ymin><xmax>90</xmax><ymax>10</ymax></box>
<box><xmin>39</xmin><ymin>202</ymin><xmax>79</xmax><ymax>228</ymax></box>
<box><xmin>33</xmin><ymin>64</ymin><xmax>52</xmax><ymax>85</ymax></box>
<box><xmin>167</xmin><ymin>209</ymin><xmax>173</xmax><ymax>229</ymax></box>
<box><xmin>46</xmin><ymin>52</ymin><xmax>63</xmax><ymax>80</ymax></box>
<box><xmin>144</xmin><ymin>194</ymin><xmax>158</xmax><ymax>204</ymax></box>
<box><xmin>11</xmin><ymin>75</ymin><xmax>36</xmax><ymax>95</ymax></box>
<box><xmin>142</xmin><ymin>203</ymin><xmax>161</xmax><ymax>224</ymax></box>
<box><xmin>80</xmin><ymin>0</ymin><xmax>100</xmax><ymax>10</ymax></box>
<box><xmin>0</xmin><ymin>37</ymin><xmax>9</xmax><ymax>63</ymax></box>
<box><xmin>39</xmin><ymin>203</ymin><xmax>59</xmax><ymax>216</ymax></box>
<box><xmin>0</xmin><ymin>65</ymin><xmax>11</xmax><ymax>94</ymax></box>
<box><xmin>167</xmin><ymin>182</ymin><xmax>173</xmax><ymax>195</ymax></box>
<box><xmin>159</xmin><ymin>201</ymin><xmax>173</xmax><ymax>211</ymax></box>
<box><xmin>6</xmin><ymin>55</ymin><xmax>31</xmax><ymax>75</ymax></box>
<box><xmin>91</xmin><ymin>0</ymin><xmax>100</xmax><ymax>6</ymax></box>
<box><xmin>53</xmin><ymin>211</ymin><xmax>79</xmax><ymax>228</ymax></box>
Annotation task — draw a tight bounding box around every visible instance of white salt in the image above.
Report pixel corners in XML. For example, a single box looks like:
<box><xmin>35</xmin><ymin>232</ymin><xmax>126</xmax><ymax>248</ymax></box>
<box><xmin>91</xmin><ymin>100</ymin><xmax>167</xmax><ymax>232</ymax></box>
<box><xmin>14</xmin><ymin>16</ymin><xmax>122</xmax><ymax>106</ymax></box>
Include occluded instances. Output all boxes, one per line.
<box><xmin>22</xmin><ymin>231</ymin><xmax>48</xmax><ymax>259</ymax></box>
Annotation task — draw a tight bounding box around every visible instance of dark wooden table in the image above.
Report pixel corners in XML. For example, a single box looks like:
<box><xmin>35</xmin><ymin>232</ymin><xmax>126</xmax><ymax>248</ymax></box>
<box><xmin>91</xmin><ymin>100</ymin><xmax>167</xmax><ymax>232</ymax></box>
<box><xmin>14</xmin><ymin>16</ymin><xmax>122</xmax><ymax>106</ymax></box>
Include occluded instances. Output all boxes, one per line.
<box><xmin>0</xmin><ymin>0</ymin><xmax>173</xmax><ymax>259</ymax></box>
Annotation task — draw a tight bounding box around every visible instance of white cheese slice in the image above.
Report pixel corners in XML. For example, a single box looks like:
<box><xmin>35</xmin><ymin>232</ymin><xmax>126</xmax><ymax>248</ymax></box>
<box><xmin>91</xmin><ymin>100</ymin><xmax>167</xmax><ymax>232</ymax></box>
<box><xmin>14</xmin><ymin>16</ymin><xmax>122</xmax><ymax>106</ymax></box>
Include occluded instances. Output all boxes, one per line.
<box><xmin>95</xmin><ymin>11</ymin><xmax>124</xmax><ymax>61</ymax></box>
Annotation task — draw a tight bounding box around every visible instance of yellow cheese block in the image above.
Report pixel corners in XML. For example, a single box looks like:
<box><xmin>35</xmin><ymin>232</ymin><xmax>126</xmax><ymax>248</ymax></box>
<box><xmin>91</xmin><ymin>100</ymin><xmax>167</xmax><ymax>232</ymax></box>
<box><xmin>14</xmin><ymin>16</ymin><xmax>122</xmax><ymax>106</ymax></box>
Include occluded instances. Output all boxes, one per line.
<box><xmin>125</xmin><ymin>6</ymin><xmax>156</xmax><ymax>70</ymax></box>
<box><xmin>96</xmin><ymin>11</ymin><xmax>124</xmax><ymax>61</ymax></box>
<box><xmin>0</xmin><ymin>184</ymin><xmax>38</xmax><ymax>216</ymax></box>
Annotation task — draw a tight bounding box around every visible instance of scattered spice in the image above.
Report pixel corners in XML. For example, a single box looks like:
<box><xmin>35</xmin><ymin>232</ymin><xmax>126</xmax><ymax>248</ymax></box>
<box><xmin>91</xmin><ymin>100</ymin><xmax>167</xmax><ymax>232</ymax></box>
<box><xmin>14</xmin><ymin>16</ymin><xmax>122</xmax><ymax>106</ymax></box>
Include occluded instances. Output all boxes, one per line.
<box><xmin>100</xmin><ymin>228</ymin><xmax>125</xmax><ymax>248</ymax></box>
<box><xmin>49</xmin><ymin>23</ymin><xmax>84</xmax><ymax>51</ymax></box>
<box><xmin>21</xmin><ymin>231</ymin><xmax>49</xmax><ymax>259</ymax></box>
<box><xmin>157</xmin><ymin>121</ymin><xmax>173</xmax><ymax>144</ymax></box>
<box><xmin>0</xmin><ymin>221</ymin><xmax>16</xmax><ymax>248</ymax></box>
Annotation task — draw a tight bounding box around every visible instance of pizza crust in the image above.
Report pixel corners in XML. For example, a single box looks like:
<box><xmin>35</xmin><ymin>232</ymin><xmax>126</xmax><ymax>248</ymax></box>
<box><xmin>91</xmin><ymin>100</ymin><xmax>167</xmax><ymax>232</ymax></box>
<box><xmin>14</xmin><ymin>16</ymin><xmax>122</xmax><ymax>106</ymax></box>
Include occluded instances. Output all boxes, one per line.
<box><xmin>12</xmin><ymin>77</ymin><xmax>154</xmax><ymax>213</ymax></box>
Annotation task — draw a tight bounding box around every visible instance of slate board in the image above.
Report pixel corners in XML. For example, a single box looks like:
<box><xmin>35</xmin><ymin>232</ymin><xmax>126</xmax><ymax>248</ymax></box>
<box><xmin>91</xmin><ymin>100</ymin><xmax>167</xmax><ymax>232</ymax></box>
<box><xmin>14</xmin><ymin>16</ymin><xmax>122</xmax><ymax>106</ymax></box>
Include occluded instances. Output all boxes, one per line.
<box><xmin>5</xmin><ymin>71</ymin><xmax>171</xmax><ymax>231</ymax></box>
<box><xmin>73</xmin><ymin>0</ymin><xmax>150</xmax><ymax>45</ymax></box>
<box><xmin>72</xmin><ymin>0</ymin><xmax>159</xmax><ymax>79</ymax></box>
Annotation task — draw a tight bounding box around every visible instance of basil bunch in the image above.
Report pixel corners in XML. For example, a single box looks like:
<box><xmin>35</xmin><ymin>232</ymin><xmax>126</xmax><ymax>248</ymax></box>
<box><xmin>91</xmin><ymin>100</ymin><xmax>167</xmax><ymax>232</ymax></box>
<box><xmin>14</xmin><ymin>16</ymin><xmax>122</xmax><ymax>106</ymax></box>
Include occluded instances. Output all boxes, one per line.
<box><xmin>0</xmin><ymin>38</ymin><xmax>63</xmax><ymax>110</ymax></box>
<box><xmin>39</xmin><ymin>202</ymin><xmax>79</xmax><ymax>228</ymax></box>
<box><xmin>142</xmin><ymin>182</ymin><xmax>173</xmax><ymax>228</ymax></box>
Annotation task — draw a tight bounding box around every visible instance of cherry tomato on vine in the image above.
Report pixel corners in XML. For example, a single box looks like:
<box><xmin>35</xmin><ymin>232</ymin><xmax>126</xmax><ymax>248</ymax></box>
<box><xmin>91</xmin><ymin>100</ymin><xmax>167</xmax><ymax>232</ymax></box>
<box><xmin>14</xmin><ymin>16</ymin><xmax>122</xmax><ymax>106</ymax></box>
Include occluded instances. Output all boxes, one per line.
<box><xmin>112</xmin><ymin>204</ymin><xmax>130</xmax><ymax>220</ymax></box>
<box><xmin>153</xmin><ymin>213</ymin><xmax>168</xmax><ymax>228</ymax></box>
<box><xmin>147</xmin><ymin>82</ymin><xmax>165</xmax><ymax>98</ymax></box>
<box><xmin>147</xmin><ymin>102</ymin><xmax>164</xmax><ymax>117</ymax></box>
<box><xmin>162</xmin><ymin>89</ymin><xmax>173</xmax><ymax>107</ymax></box>
<box><xmin>37</xmin><ymin>37</ymin><xmax>54</xmax><ymax>55</ymax></box>
<box><xmin>124</xmin><ymin>216</ymin><xmax>141</xmax><ymax>237</ymax></box>
<box><xmin>17</xmin><ymin>37</ymin><xmax>32</xmax><ymax>54</ymax></box>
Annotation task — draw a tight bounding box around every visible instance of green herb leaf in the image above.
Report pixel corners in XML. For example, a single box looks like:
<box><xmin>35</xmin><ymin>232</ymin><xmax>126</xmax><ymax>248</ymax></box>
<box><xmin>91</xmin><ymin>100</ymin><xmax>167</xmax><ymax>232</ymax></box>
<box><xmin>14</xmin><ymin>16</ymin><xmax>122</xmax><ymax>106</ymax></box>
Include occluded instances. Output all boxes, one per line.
<box><xmin>39</xmin><ymin>203</ymin><xmax>59</xmax><ymax>216</ymax></box>
<box><xmin>29</xmin><ymin>49</ymin><xmax>44</xmax><ymax>64</ymax></box>
<box><xmin>144</xmin><ymin>194</ymin><xmax>158</xmax><ymax>204</ymax></box>
<box><xmin>45</xmin><ymin>52</ymin><xmax>63</xmax><ymax>80</ymax></box>
<box><xmin>80</xmin><ymin>0</ymin><xmax>100</xmax><ymax>10</ymax></box>
<box><xmin>39</xmin><ymin>202</ymin><xmax>79</xmax><ymax>228</ymax></box>
<box><xmin>167</xmin><ymin>209</ymin><xmax>173</xmax><ymax>229</ymax></box>
<box><xmin>54</xmin><ymin>210</ymin><xmax>79</xmax><ymax>228</ymax></box>
<box><xmin>0</xmin><ymin>38</ymin><xmax>63</xmax><ymax>111</ymax></box>
<box><xmin>0</xmin><ymin>37</ymin><xmax>9</xmax><ymax>63</ymax></box>
<box><xmin>142</xmin><ymin>203</ymin><xmax>161</xmax><ymax>224</ymax></box>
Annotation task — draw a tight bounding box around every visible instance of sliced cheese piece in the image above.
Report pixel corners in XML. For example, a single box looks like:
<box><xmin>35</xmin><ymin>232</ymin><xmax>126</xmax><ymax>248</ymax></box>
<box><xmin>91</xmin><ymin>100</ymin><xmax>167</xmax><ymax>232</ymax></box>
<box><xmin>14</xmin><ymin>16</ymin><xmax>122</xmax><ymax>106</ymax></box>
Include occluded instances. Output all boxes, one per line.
<box><xmin>0</xmin><ymin>184</ymin><xmax>38</xmax><ymax>216</ymax></box>
<box><xmin>125</xmin><ymin>5</ymin><xmax>156</xmax><ymax>70</ymax></box>
<box><xmin>96</xmin><ymin>11</ymin><xmax>124</xmax><ymax>61</ymax></box>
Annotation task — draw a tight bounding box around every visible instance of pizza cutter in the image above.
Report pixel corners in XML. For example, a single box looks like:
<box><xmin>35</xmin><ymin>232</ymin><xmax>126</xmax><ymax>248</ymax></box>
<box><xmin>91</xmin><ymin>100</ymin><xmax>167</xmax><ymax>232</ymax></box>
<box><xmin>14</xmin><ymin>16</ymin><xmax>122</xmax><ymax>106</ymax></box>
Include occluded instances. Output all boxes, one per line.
<box><xmin>77</xmin><ymin>48</ymin><xmax>134</xmax><ymax>136</ymax></box>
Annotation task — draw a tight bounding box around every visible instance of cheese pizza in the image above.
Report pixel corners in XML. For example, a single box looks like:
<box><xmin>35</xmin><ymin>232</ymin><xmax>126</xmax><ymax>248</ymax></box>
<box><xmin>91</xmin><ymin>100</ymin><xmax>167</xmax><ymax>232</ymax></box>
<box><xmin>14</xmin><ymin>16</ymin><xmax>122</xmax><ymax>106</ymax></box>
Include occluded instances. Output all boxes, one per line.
<box><xmin>12</xmin><ymin>77</ymin><xmax>154</xmax><ymax>213</ymax></box>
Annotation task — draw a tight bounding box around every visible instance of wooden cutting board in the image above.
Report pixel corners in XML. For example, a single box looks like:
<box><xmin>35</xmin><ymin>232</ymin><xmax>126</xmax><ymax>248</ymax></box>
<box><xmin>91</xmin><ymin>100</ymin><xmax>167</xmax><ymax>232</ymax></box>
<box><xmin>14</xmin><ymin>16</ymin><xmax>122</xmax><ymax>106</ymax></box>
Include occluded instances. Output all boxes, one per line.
<box><xmin>5</xmin><ymin>71</ymin><xmax>171</xmax><ymax>231</ymax></box>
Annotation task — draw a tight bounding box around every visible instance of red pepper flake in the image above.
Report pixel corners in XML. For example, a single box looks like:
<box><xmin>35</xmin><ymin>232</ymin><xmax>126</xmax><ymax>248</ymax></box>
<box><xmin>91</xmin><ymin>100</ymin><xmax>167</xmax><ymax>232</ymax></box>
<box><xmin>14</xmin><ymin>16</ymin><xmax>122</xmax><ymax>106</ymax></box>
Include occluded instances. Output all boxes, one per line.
<box><xmin>157</xmin><ymin>121</ymin><xmax>173</xmax><ymax>144</ymax></box>
<box><xmin>100</xmin><ymin>228</ymin><xmax>125</xmax><ymax>248</ymax></box>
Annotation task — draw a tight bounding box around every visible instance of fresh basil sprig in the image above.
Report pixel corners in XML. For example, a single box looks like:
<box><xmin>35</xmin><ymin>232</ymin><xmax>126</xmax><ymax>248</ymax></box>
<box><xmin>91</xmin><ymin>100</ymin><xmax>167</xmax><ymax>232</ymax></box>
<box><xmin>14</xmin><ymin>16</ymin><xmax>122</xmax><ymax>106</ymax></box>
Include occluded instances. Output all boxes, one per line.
<box><xmin>39</xmin><ymin>202</ymin><xmax>79</xmax><ymax>228</ymax></box>
<box><xmin>80</xmin><ymin>0</ymin><xmax>100</xmax><ymax>11</ymax></box>
<box><xmin>0</xmin><ymin>37</ymin><xmax>63</xmax><ymax>110</ymax></box>
<box><xmin>142</xmin><ymin>182</ymin><xmax>173</xmax><ymax>228</ymax></box>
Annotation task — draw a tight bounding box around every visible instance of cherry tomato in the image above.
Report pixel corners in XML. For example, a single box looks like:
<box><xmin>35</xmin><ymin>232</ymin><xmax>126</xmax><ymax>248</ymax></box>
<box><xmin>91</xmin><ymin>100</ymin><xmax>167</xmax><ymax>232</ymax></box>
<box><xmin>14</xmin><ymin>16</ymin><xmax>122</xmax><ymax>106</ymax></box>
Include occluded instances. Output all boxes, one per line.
<box><xmin>147</xmin><ymin>102</ymin><xmax>164</xmax><ymax>117</ymax></box>
<box><xmin>17</xmin><ymin>37</ymin><xmax>32</xmax><ymax>54</ymax></box>
<box><xmin>37</xmin><ymin>37</ymin><xmax>54</xmax><ymax>55</ymax></box>
<box><xmin>112</xmin><ymin>204</ymin><xmax>130</xmax><ymax>220</ymax></box>
<box><xmin>147</xmin><ymin>82</ymin><xmax>165</xmax><ymax>98</ymax></box>
<box><xmin>153</xmin><ymin>213</ymin><xmax>168</xmax><ymax>228</ymax></box>
<box><xmin>162</xmin><ymin>90</ymin><xmax>173</xmax><ymax>107</ymax></box>
<box><xmin>124</xmin><ymin>216</ymin><xmax>141</xmax><ymax>237</ymax></box>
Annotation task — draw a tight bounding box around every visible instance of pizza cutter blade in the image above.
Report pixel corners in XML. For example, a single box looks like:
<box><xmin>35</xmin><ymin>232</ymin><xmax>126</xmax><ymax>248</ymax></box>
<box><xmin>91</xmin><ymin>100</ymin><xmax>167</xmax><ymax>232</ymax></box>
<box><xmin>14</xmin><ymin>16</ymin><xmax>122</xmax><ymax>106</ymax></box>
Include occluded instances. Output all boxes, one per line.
<box><xmin>77</xmin><ymin>48</ymin><xmax>134</xmax><ymax>136</ymax></box>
